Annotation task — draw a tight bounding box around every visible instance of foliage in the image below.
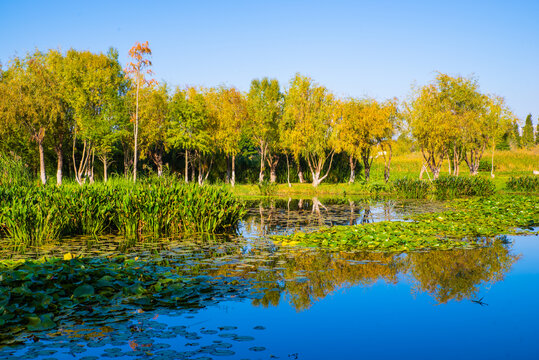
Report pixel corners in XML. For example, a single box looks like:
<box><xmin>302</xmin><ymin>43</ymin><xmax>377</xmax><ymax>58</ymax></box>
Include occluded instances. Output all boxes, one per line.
<box><xmin>0</xmin><ymin>152</ymin><xmax>31</xmax><ymax>187</ymax></box>
<box><xmin>522</xmin><ymin>114</ymin><xmax>535</xmax><ymax>148</ymax></box>
<box><xmin>281</xmin><ymin>74</ymin><xmax>336</xmax><ymax>187</ymax></box>
<box><xmin>257</xmin><ymin>179</ymin><xmax>278</xmax><ymax>197</ymax></box>
<box><xmin>274</xmin><ymin>195</ymin><xmax>538</xmax><ymax>251</ymax></box>
<box><xmin>506</xmin><ymin>176</ymin><xmax>539</xmax><ymax>193</ymax></box>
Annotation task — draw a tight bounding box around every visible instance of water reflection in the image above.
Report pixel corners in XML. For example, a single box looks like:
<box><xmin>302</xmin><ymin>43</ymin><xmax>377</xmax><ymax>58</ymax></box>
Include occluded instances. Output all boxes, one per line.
<box><xmin>206</xmin><ymin>239</ymin><xmax>518</xmax><ymax>310</ymax></box>
<box><xmin>240</xmin><ymin>197</ymin><xmax>444</xmax><ymax>237</ymax></box>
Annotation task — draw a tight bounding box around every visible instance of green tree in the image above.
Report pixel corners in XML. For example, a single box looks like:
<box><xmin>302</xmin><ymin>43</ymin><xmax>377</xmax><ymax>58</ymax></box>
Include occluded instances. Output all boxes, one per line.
<box><xmin>207</xmin><ymin>86</ymin><xmax>247</xmax><ymax>186</ymax></box>
<box><xmin>334</xmin><ymin>98</ymin><xmax>398</xmax><ymax>182</ymax></box>
<box><xmin>522</xmin><ymin>114</ymin><xmax>535</xmax><ymax>148</ymax></box>
<box><xmin>139</xmin><ymin>83</ymin><xmax>170</xmax><ymax>177</ymax></box>
<box><xmin>405</xmin><ymin>82</ymin><xmax>452</xmax><ymax>179</ymax></box>
<box><xmin>168</xmin><ymin>87</ymin><xmax>216</xmax><ymax>185</ymax></box>
<box><xmin>281</xmin><ymin>74</ymin><xmax>336</xmax><ymax>187</ymax></box>
<box><xmin>246</xmin><ymin>78</ymin><xmax>283</xmax><ymax>183</ymax></box>
<box><xmin>0</xmin><ymin>51</ymin><xmax>61</xmax><ymax>185</ymax></box>
<box><xmin>483</xmin><ymin>95</ymin><xmax>514</xmax><ymax>177</ymax></box>
<box><xmin>60</xmin><ymin>49</ymin><xmax>126</xmax><ymax>184</ymax></box>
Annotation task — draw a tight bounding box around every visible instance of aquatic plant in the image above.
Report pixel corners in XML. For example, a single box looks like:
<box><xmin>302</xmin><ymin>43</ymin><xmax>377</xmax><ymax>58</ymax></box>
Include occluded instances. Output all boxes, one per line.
<box><xmin>392</xmin><ymin>177</ymin><xmax>431</xmax><ymax>198</ymax></box>
<box><xmin>433</xmin><ymin>176</ymin><xmax>495</xmax><ymax>199</ymax></box>
<box><xmin>0</xmin><ymin>181</ymin><xmax>246</xmax><ymax>251</ymax></box>
<box><xmin>273</xmin><ymin>195</ymin><xmax>538</xmax><ymax>251</ymax></box>
<box><xmin>257</xmin><ymin>180</ymin><xmax>278</xmax><ymax>197</ymax></box>
<box><xmin>0</xmin><ymin>255</ymin><xmax>254</xmax><ymax>333</ymax></box>
<box><xmin>506</xmin><ymin>176</ymin><xmax>539</xmax><ymax>193</ymax></box>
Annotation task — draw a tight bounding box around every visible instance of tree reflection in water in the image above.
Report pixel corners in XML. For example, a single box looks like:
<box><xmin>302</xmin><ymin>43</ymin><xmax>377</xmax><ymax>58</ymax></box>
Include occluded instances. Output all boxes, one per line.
<box><xmin>208</xmin><ymin>239</ymin><xmax>518</xmax><ymax>310</ymax></box>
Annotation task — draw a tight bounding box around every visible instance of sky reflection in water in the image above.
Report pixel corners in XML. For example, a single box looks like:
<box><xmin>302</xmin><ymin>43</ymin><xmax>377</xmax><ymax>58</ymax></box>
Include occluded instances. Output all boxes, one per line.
<box><xmin>1</xmin><ymin>197</ymin><xmax>537</xmax><ymax>360</ymax></box>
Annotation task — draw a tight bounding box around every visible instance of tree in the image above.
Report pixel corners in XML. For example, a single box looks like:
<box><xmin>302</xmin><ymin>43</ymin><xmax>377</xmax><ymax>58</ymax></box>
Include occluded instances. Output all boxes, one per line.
<box><xmin>334</xmin><ymin>98</ymin><xmax>397</xmax><ymax>183</ymax></box>
<box><xmin>168</xmin><ymin>87</ymin><xmax>216</xmax><ymax>185</ymax></box>
<box><xmin>522</xmin><ymin>114</ymin><xmax>535</xmax><ymax>148</ymax></box>
<box><xmin>536</xmin><ymin>122</ymin><xmax>539</xmax><ymax>145</ymax></box>
<box><xmin>405</xmin><ymin>82</ymin><xmax>452</xmax><ymax>180</ymax></box>
<box><xmin>0</xmin><ymin>51</ymin><xmax>61</xmax><ymax>185</ymax></box>
<box><xmin>125</xmin><ymin>41</ymin><xmax>153</xmax><ymax>183</ymax></box>
<box><xmin>208</xmin><ymin>86</ymin><xmax>247</xmax><ymax>186</ymax></box>
<box><xmin>406</xmin><ymin>73</ymin><xmax>498</xmax><ymax>178</ymax></box>
<box><xmin>281</xmin><ymin>74</ymin><xmax>336</xmax><ymax>187</ymax></box>
<box><xmin>60</xmin><ymin>49</ymin><xmax>126</xmax><ymax>184</ymax></box>
<box><xmin>246</xmin><ymin>78</ymin><xmax>283</xmax><ymax>183</ymax></box>
<box><xmin>483</xmin><ymin>95</ymin><xmax>514</xmax><ymax>177</ymax></box>
<box><xmin>139</xmin><ymin>83</ymin><xmax>169</xmax><ymax>177</ymax></box>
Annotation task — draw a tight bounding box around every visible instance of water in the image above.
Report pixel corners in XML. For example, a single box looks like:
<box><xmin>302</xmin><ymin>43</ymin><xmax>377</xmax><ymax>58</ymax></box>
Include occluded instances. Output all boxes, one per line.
<box><xmin>1</xmin><ymin>197</ymin><xmax>538</xmax><ymax>359</ymax></box>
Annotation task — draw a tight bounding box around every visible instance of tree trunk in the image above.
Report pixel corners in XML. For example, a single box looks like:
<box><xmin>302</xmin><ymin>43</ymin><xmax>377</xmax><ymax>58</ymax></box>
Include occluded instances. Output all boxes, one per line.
<box><xmin>361</xmin><ymin>148</ymin><xmax>373</xmax><ymax>182</ymax></box>
<box><xmin>268</xmin><ymin>154</ymin><xmax>279</xmax><ymax>183</ymax></box>
<box><xmin>382</xmin><ymin>143</ymin><xmax>392</xmax><ymax>183</ymax></box>
<box><xmin>133</xmin><ymin>77</ymin><xmax>140</xmax><ymax>183</ymax></box>
<box><xmin>231</xmin><ymin>154</ymin><xmax>236</xmax><ymax>186</ymax></box>
<box><xmin>259</xmin><ymin>147</ymin><xmax>265</xmax><ymax>183</ymax></box>
<box><xmin>297</xmin><ymin>158</ymin><xmax>305</xmax><ymax>183</ymax></box>
<box><xmin>103</xmin><ymin>157</ymin><xmax>108</xmax><ymax>183</ymax></box>
<box><xmin>349</xmin><ymin>155</ymin><xmax>356</xmax><ymax>184</ymax></box>
<box><xmin>38</xmin><ymin>139</ymin><xmax>46</xmax><ymax>185</ymax></box>
<box><xmin>55</xmin><ymin>145</ymin><xmax>63</xmax><ymax>186</ymax></box>
<box><xmin>185</xmin><ymin>149</ymin><xmax>189</xmax><ymax>183</ymax></box>
<box><xmin>226</xmin><ymin>154</ymin><xmax>231</xmax><ymax>184</ymax></box>
<box><xmin>286</xmin><ymin>153</ymin><xmax>291</xmax><ymax>188</ymax></box>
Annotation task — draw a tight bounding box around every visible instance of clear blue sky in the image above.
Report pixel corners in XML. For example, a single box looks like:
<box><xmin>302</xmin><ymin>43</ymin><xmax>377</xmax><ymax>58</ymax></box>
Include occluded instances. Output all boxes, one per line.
<box><xmin>1</xmin><ymin>0</ymin><xmax>538</xmax><ymax>125</ymax></box>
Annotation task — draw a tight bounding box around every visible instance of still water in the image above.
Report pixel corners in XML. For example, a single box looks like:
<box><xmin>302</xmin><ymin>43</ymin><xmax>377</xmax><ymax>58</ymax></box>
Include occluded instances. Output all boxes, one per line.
<box><xmin>1</xmin><ymin>198</ymin><xmax>538</xmax><ymax>360</ymax></box>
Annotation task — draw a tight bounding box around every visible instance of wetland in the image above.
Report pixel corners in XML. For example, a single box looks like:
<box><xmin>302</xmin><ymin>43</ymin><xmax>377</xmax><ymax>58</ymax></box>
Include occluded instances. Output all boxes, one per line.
<box><xmin>1</xmin><ymin>195</ymin><xmax>538</xmax><ymax>359</ymax></box>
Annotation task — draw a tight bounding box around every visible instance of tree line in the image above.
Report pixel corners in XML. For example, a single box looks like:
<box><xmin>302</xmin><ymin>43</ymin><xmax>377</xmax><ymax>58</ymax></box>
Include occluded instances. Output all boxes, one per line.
<box><xmin>0</xmin><ymin>43</ymin><xmax>536</xmax><ymax>187</ymax></box>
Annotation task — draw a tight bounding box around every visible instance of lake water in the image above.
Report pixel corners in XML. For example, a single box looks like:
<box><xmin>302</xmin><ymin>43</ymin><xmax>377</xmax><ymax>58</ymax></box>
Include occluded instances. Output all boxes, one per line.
<box><xmin>1</xmin><ymin>197</ymin><xmax>538</xmax><ymax>360</ymax></box>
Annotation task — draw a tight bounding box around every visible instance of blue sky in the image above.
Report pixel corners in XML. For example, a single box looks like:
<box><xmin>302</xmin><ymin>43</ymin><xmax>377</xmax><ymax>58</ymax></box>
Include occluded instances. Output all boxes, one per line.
<box><xmin>1</xmin><ymin>0</ymin><xmax>538</xmax><ymax>124</ymax></box>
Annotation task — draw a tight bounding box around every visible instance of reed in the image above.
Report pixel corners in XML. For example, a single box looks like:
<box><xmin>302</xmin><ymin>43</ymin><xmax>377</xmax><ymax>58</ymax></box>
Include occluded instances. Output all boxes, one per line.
<box><xmin>433</xmin><ymin>176</ymin><xmax>495</xmax><ymax>199</ymax></box>
<box><xmin>0</xmin><ymin>178</ymin><xmax>245</xmax><ymax>251</ymax></box>
<box><xmin>392</xmin><ymin>177</ymin><xmax>431</xmax><ymax>199</ymax></box>
<box><xmin>506</xmin><ymin>176</ymin><xmax>539</xmax><ymax>193</ymax></box>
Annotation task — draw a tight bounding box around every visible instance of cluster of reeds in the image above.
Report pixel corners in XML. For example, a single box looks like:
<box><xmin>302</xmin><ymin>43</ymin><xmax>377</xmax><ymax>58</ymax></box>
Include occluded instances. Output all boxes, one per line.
<box><xmin>392</xmin><ymin>177</ymin><xmax>431</xmax><ymax>199</ymax></box>
<box><xmin>506</xmin><ymin>176</ymin><xmax>539</xmax><ymax>193</ymax></box>
<box><xmin>432</xmin><ymin>176</ymin><xmax>495</xmax><ymax>199</ymax></box>
<box><xmin>392</xmin><ymin>176</ymin><xmax>496</xmax><ymax>199</ymax></box>
<box><xmin>0</xmin><ymin>180</ymin><xmax>245</xmax><ymax>252</ymax></box>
